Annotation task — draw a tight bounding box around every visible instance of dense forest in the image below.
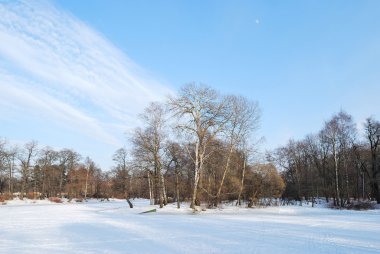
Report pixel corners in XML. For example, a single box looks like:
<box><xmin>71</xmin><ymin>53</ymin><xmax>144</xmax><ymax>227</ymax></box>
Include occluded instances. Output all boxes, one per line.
<box><xmin>0</xmin><ymin>84</ymin><xmax>379</xmax><ymax>208</ymax></box>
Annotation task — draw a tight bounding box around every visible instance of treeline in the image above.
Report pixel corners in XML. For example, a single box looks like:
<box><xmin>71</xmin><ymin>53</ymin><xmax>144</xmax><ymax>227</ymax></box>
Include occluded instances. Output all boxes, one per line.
<box><xmin>269</xmin><ymin>111</ymin><xmax>380</xmax><ymax>207</ymax></box>
<box><xmin>5</xmin><ymin>84</ymin><xmax>377</xmax><ymax>209</ymax></box>
<box><xmin>0</xmin><ymin>140</ymin><xmax>111</xmax><ymax>200</ymax></box>
<box><xmin>0</xmin><ymin>84</ymin><xmax>286</xmax><ymax>208</ymax></box>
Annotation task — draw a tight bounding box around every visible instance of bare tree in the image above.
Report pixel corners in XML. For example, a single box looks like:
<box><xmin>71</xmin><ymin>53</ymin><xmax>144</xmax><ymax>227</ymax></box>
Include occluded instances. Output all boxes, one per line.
<box><xmin>168</xmin><ymin>83</ymin><xmax>230</xmax><ymax>209</ymax></box>
<box><xmin>112</xmin><ymin>147</ymin><xmax>133</xmax><ymax>207</ymax></box>
<box><xmin>215</xmin><ymin>95</ymin><xmax>260</xmax><ymax>206</ymax></box>
<box><xmin>5</xmin><ymin>146</ymin><xmax>18</xmax><ymax>195</ymax></box>
<box><xmin>309</xmin><ymin>131</ymin><xmax>331</xmax><ymax>202</ymax></box>
<box><xmin>322</xmin><ymin>111</ymin><xmax>356</xmax><ymax>206</ymax></box>
<box><xmin>84</xmin><ymin>157</ymin><xmax>95</xmax><ymax>200</ymax></box>
<box><xmin>37</xmin><ymin>147</ymin><xmax>58</xmax><ymax>198</ymax></box>
<box><xmin>364</xmin><ymin>117</ymin><xmax>380</xmax><ymax>203</ymax></box>
<box><xmin>131</xmin><ymin>102</ymin><xmax>167</xmax><ymax>208</ymax></box>
<box><xmin>0</xmin><ymin>139</ymin><xmax>16</xmax><ymax>195</ymax></box>
<box><xmin>18</xmin><ymin>141</ymin><xmax>38</xmax><ymax>199</ymax></box>
<box><xmin>0</xmin><ymin>139</ymin><xmax>7</xmax><ymax>194</ymax></box>
<box><xmin>58</xmin><ymin>149</ymin><xmax>80</xmax><ymax>197</ymax></box>
<box><xmin>323</xmin><ymin>116</ymin><xmax>341</xmax><ymax>206</ymax></box>
<box><xmin>165</xmin><ymin>142</ymin><xmax>186</xmax><ymax>208</ymax></box>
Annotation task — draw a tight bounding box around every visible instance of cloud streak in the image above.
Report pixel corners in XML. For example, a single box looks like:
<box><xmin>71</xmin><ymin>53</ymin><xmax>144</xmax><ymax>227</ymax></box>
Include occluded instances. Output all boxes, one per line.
<box><xmin>0</xmin><ymin>0</ymin><xmax>172</xmax><ymax>167</ymax></box>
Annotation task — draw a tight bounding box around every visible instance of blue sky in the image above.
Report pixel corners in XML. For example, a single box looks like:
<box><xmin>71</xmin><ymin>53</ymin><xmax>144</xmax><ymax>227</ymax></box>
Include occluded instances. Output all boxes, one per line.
<box><xmin>1</xmin><ymin>0</ymin><xmax>379</xmax><ymax>169</ymax></box>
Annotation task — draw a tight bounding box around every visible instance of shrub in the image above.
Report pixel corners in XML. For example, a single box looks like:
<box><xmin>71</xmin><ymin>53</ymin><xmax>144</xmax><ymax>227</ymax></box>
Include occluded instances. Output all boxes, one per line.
<box><xmin>26</xmin><ymin>192</ymin><xmax>41</xmax><ymax>199</ymax></box>
<box><xmin>0</xmin><ymin>193</ymin><xmax>13</xmax><ymax>202</ymax></box>
<box><xmin>328</xmin><ymin>200</ymin><xmax>376</xmax><ymax>210</ymax></box>
<box><xmin>345</xmin><ymin>201</ymin><xmax>375</xmax><ymax>210</ymax></box>
<box><xmin>48</xmin><ymin>197</ymin><xmax>63</xmax><ymax>203</ymax></box>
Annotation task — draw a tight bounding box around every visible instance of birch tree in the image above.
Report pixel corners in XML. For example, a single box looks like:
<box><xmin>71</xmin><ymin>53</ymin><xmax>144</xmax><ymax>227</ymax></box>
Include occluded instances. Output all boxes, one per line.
<box><xmin>168</xmin><ymin>83</ymin><xmax>230</xmax><ymax>209</ymax></box>
<box><xmin>323</xmin><ymin>111</ymin><xmax>356</xmax><ymax>206</ymax></box>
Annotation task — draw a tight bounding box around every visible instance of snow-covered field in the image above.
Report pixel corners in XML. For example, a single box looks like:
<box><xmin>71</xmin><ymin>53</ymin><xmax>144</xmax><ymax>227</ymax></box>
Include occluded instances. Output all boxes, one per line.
<box><xmin>0</xmin><ymin>199</ymin><xmax>379</xmax><ymax>254</ymax></box>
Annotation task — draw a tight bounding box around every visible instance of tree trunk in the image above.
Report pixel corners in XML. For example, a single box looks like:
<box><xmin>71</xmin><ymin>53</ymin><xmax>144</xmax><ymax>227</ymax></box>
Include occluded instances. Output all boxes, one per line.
<box><xmin>207</xmin><ymin>174</ymin><xmax>212</xmax><ymax>207</ymax></box>
<box><xmin>129</xmin><ymin>174</ymin><xmax>133</xmax><ymax>199</ymax></box>
<box><xmin>41</xmin><ymin>167</ymin><xmax>45</xmax><ymax>198</ymax></box>
<box><xmin>372</xmin><ymin>180</ymin><xmax>380</xmax><ymax>204</ymax></box>
<box><xmin>148</xmin><ymin>172</ymin><xmax>154</xmax><ymax>205</ymax></box>
<box><xmin>216</xmin><ymin>144</ymin><xmax>234</xmax><ymax>206</ymax></box>
<box><xmin>190</xmin><ymin>142</ymin><xmax>200</xmax><ymax>209</ymax></box>
<box><xmin>126</xmin><ymin>198</ymin><xmax>133</xmax><ymax>208</ymax></box>
<box><xmin>84</xmin><ymin>167</ymin><xmax>89</xmax><ymax>199</ymax></box>
<box><xmin>371</xmin><ymin>153</ymin><xmax>380</xmax><ymax>203</ymax></box>
<box><xmin>175</xmin><ymin>168</ymin><xmax>180</xmax><ymax>209</ymax></box>
<box><xmin>161</xmin><ymin>172</ymin><xmax>168</xmax><ymax>205</ymax></box>
<box><xmin>333</xmin><ymin>141</ymin><xmax>340</xmax><ymax>207</ymax></box>
<box><xmin>20</xmin><ymin>173</ymin><xmax>27</xmax><ymax>200</ymax></box>
<box><xmin>236</xmin><ymin>153</ymin><xmax>246</xmax><ymax>206</ymax></box>
<box><xmin>8</xmin><ymin>157</ymin><xmax>14</xmax><ymax>195</ymax></box>
<box><xmin>372</xmin><ymin>168</ymin><xmax>380</xmax><ymax>203</ymax></box>
<box><xmin>157</xmin><ymin>169</ymin><xmax>163</xmax><ymax>208</ymax></box>
<box><xmin>343</xmin><ymin>155</ymin><xmax>350</xmax><ymax>204</ymax></box>
<box><xmin>59</xmin><ymin>166</ymin><xmax>65</xmax><ymax>198</ymax></box>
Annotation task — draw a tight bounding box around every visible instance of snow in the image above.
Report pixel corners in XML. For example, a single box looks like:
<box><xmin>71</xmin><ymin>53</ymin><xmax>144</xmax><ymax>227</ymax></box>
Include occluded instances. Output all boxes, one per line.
<box><xmin>0</xmin><ymin>199</ymin><xmax>379</xmax><ymax>253</ymax></box>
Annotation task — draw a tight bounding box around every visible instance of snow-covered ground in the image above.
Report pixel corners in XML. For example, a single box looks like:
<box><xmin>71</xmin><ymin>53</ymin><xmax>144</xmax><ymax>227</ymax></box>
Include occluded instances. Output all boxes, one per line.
<box><xmin>0</xmin><ymin>199</ymin><xmax>379</xmax><ymax>254</ymax></box>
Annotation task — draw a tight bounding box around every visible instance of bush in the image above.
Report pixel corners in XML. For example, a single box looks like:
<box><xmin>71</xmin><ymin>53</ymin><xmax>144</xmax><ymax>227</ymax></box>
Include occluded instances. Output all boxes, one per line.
<box><xmin>48</xmin><ymin>197</ymin><xmax>63</xmax><ymax>203</ymax></box>
<box><xmin>345</xmin><ymin>201</ymin><xmax>375</xmax><ymax>210</ymax></box>
<box><xmin>0</xmin><ymin>193</ymin><xmax>13</xmax><ymax>202</ymax></box>
<box><xmin>26</xmin><ymin>192</ymin><xmax>41</xmax><ymax>199</ymax></box>
<box><xmin>328</xmin><ymin>200</ymin><xmax>376</xmax><ymax>210</ymax></box>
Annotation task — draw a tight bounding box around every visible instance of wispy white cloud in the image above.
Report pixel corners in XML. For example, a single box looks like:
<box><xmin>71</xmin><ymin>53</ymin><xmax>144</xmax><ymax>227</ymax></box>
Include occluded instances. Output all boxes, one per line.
<box><xmin>0</xmin><ymin>0</ymin><xmax>173</xmax><ymax>167</ymax></box>
<box><xmin>0</xmin><ymin>70</ymin><xmax>119</xmax><ymax>145</ymax></box>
